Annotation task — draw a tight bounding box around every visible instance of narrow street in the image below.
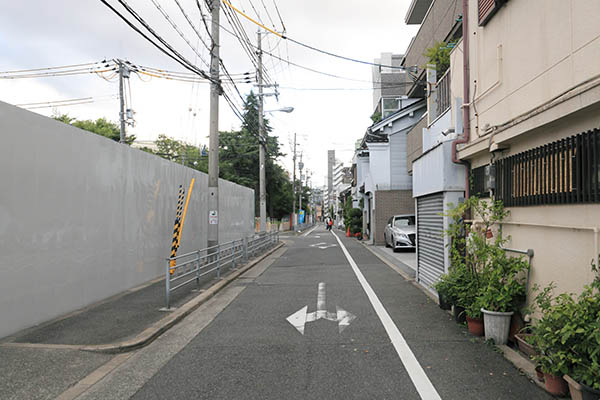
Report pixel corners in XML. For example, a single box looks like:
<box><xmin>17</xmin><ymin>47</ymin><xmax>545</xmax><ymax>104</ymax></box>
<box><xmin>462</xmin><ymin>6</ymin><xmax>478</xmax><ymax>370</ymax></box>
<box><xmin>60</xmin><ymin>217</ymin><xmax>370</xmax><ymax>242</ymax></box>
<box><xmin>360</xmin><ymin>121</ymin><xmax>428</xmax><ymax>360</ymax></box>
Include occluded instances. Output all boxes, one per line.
<box><xmin>79</xmin><ymin>226</ymin><xmax>551</xmax><ymax>400</ymax></box>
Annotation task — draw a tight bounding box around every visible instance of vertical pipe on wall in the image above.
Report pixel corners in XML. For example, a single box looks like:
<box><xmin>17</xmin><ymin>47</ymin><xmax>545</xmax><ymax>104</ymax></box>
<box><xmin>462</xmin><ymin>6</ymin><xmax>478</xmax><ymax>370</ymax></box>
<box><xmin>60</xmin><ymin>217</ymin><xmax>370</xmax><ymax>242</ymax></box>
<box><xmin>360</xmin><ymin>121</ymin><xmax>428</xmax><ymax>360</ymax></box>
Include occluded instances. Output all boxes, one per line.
<box><xmin>452</xmin><ymin>0</ymin><xmax>471</xmax><ymax>198</ymax></box>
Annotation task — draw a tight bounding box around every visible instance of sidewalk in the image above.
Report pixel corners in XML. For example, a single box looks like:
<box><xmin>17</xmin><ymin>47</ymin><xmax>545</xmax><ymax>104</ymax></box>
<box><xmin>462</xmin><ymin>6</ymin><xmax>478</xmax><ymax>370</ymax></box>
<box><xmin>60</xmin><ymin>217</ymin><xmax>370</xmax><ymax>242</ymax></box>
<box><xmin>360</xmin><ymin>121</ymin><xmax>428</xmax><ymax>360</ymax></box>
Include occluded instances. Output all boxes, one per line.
<box><xmin>363</xmin><ymin>241</ymin><xmax>417</xmax><ymax>279</ymax></box>
<box><xmin>0</xmin><ymin>241</ymin><xmax>283</xmax><ymax>400</ymax></box>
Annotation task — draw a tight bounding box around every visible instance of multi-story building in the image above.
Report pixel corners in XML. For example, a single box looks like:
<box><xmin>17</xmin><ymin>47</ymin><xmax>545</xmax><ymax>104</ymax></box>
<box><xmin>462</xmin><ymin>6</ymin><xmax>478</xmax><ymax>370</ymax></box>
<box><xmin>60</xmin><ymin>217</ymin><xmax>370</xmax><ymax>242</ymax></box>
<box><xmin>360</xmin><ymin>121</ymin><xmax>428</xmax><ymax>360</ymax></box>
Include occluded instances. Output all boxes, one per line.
<box><xmin>451</xmin><ymin>0</ymin><xmax>600</xmax><ymax>296</ymax></box>
<box><xmin>400</xmin><ymin>0</ymin><xmax>466</xmax><ymax>290</ymax></box>
<box><xmin>372</xmin><ymin>53</ymin><xmax>410</xmax><ymax>120</ymax></box>
<box><xmin>354</xmin><ymin>99</ymin><xmax>426</xmax><ymax>245</ymax></box>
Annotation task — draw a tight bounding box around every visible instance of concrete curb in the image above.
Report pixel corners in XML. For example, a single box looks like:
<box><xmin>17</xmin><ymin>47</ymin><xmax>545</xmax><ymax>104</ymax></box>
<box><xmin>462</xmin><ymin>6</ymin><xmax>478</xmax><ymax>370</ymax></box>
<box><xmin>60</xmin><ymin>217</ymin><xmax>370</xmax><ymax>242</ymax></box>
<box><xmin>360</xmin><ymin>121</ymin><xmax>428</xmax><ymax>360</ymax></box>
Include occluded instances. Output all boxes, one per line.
<box><xmin>358</xmin><ymin>240</ymin><xmax>442</xmax><ymax>305</ymax></box>
<box><xmin>497</xmin><ymin>345</ymin><xmax>547</xmax><ymax>391</ymax></box>
<box><xmin>80</xmin><ymin>242</ymin><xmax>285</xmax><ymax>354</ymax></box>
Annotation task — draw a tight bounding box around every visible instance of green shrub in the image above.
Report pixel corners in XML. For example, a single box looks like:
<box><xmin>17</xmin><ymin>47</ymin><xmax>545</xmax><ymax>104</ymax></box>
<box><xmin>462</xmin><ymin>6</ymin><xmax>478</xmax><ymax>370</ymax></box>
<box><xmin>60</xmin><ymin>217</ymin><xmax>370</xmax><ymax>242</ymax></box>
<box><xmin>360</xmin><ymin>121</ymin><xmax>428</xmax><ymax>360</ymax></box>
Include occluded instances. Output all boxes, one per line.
<box><xmin>531</xmin><ymin>275</ymin><xmax>600</xmax><ymax>387</ymax></box>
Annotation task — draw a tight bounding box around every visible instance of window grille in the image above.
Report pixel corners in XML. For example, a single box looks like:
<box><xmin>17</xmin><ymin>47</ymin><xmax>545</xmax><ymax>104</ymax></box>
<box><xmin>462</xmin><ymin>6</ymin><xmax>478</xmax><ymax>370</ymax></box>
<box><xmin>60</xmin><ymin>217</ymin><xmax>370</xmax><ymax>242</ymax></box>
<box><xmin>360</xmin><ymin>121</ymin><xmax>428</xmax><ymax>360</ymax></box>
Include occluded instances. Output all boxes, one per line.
<box><xmin>471</xmin><ymin>165</ymin><xmax>490</xmax><ymax>198</ymax></box>
<box><xmin>494</xmin><ymin>129</ymin><xmax>600</xmax><ymax>206</ymax></box>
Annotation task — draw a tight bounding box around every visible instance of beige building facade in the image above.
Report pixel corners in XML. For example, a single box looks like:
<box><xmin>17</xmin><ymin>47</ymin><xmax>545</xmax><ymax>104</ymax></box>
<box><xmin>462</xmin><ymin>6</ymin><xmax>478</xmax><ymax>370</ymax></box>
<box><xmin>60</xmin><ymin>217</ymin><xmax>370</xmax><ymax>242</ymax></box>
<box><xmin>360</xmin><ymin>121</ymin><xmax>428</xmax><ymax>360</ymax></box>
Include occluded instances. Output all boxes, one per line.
<box><xmin>452</xmin><ymin>0</ymin><xmax>600</xmax><ymax>297</ymax></box>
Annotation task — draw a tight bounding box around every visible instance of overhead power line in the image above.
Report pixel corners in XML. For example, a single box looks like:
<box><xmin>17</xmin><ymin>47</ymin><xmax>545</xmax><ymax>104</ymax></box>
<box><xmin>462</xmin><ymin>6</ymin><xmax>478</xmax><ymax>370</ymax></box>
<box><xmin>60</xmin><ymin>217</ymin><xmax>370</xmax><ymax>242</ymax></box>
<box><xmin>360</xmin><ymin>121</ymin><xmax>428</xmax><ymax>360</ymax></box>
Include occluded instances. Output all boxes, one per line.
<box><xmin>17</xmin><ymin>94</ymin><xmax>119</xmax><ymax>109</ymax></box>
<box><xmin>221</xmin><ymin>0</ymin><xmax>415</xmax><ymax>71</ymax></box>
<box><xmin>98</xmin><ymin>0</ymin><xmax>215</xmax><ymax>83</ymax></box>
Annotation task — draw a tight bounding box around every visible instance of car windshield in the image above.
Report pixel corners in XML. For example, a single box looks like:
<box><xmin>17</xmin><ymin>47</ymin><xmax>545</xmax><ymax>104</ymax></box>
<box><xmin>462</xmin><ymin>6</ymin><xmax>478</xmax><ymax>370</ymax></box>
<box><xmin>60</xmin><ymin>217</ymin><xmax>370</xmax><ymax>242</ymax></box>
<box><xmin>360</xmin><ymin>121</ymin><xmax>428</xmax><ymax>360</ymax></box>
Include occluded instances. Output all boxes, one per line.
<box><xmin>394</xmin><ymin>217</ymin><xmax>415</xmax><ymax>228</ymax></box>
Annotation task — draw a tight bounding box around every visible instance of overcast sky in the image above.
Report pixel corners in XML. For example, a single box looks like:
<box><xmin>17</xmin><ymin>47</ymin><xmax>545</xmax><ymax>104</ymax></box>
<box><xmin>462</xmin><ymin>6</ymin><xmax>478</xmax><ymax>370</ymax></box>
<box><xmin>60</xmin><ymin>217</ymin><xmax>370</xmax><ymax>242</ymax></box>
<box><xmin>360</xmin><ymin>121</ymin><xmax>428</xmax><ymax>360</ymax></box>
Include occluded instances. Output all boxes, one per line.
<box><xmin>0</xmin><ymin>0</ymin><xmax>419</xmax><ymax>186</ymax></box>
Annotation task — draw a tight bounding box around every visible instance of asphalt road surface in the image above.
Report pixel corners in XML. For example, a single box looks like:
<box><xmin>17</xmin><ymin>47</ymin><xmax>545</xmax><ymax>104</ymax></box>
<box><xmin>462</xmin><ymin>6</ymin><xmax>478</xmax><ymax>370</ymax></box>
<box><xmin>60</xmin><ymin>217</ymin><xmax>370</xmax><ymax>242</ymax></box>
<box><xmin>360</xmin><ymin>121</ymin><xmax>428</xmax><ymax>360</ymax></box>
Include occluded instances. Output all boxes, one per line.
<box><xmin>81</xmin><ymin>225</ymin><xmax>551</xmax><ymax>400</ymax></box>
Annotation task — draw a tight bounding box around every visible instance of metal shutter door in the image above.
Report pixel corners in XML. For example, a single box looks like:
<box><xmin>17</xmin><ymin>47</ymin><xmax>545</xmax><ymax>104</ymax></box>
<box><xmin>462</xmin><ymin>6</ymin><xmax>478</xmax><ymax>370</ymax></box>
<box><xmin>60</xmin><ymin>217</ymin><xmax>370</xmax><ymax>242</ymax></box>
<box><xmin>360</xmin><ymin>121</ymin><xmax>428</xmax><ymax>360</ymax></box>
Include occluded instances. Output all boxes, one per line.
<box><xmin>417</xmin><ymin>193</ymin><xmax>444</xmax><ymax>289</ymax></box>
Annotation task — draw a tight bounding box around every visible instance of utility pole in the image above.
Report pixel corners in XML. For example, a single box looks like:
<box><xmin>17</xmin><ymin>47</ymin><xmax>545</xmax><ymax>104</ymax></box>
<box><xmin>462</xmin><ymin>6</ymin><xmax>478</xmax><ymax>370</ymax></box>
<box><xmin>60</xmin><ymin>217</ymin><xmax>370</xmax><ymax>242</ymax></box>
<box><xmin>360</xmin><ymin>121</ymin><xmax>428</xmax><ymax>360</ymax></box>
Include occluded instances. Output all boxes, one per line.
<box><xmin>291</xmin><ymin>133</ymin><xmax>297</xmax><ymax>230</ymax></box>
<box><xmin>257</xmin><ymin>30</ymin><xmax>267</xmax><ymax>233</ymax></box>
<box><xmin>207</xmin><ymin>0</ymin><xmax>221</xmax><ymax>249</ymax></box>
<box><xmin>118</xmin><ymin>60</ymin><xmax>127</xmax><ymax>144</ymax></box>
<box><xmin>298</xmin><ymin>153</ymin><xmax>304</xmax><ymax>226</ymax></box>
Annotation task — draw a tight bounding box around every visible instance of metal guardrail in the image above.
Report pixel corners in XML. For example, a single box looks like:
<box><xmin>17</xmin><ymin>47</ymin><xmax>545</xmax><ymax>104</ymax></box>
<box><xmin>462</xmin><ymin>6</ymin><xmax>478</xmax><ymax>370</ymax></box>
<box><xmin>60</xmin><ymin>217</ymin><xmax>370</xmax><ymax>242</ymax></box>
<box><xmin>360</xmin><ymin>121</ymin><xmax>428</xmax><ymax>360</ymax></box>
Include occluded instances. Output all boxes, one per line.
<box><xmin>165</xmin><ymin>231</ymin><xmax>279</xmax><ymax>308</ymax></box>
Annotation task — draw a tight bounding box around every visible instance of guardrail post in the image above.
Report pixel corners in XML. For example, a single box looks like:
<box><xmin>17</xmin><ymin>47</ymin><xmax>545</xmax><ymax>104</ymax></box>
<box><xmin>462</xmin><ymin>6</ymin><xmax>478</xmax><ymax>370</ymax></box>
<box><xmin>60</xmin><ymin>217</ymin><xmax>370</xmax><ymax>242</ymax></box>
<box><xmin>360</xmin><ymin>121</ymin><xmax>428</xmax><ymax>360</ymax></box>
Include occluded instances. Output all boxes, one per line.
<box><xmin>232</xmin><ymin>241</ymin><xmax>236</xmax><ymax>270</ymax></box>
<box><xmin>165</xmin><ymin>259</ymin><xmax>171</xmax><ymax>309</ymax></box>
<box><xmin>195</xmin><ymin>251</ymin><xmax>200</xmax><ymax>285</ymax></box>
<box><xmin>216</xmin><ymin>244</ymin><xmax>221</xmax><ymax>279</ymax></box>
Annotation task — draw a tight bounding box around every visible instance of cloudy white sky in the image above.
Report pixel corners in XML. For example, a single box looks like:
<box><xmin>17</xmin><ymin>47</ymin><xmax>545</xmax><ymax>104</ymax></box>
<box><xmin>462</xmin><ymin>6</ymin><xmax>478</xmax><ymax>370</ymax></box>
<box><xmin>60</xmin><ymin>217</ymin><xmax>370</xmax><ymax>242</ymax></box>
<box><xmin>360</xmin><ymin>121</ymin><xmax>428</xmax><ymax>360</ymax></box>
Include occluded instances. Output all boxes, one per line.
<box><xmin>0</xmin><ymin>0</ymin><xmax>419</xmax><ymax>185</ymax></box>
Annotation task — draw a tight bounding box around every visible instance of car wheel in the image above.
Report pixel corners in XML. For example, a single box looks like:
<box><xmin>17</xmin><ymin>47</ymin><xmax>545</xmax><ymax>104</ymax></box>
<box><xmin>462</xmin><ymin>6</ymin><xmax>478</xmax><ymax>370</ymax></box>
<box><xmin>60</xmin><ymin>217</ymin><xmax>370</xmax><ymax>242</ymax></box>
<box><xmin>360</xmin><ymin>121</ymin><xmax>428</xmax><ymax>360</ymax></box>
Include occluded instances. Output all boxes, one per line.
<box><xmin>384</xmin><ymin>233</ymin><xmax>391</xmax><ymax>248</ymax></box>
<box><xmin>391</xmin><ymin>235</ymin><xmax>398</xmax><ymax>252</ymax></box>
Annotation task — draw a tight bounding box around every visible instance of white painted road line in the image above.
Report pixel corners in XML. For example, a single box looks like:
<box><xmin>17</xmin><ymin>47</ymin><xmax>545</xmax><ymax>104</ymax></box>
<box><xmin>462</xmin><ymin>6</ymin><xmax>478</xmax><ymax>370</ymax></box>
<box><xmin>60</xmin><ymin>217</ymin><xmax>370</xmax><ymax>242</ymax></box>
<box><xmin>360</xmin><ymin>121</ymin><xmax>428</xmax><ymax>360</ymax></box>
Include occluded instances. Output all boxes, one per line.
<box><xmin>302</xmin><ymin>225</ymin><xmax>318</xmax><ymax>237</ymax></box>
<box><xmin>331</xmin><ymin>231</ymin><xmax>442</xmax><ymax>400</ymax></box>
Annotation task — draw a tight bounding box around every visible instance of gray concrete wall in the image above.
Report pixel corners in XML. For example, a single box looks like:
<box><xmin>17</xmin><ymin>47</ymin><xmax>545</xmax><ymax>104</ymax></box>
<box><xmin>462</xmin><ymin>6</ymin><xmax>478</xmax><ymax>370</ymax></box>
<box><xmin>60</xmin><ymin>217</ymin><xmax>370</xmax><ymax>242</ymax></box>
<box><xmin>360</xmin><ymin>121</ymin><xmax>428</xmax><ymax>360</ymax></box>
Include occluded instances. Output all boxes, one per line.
<box><xmin>0</xmin><ymin>101</ymin><xmax>254</xmax><ymax>338</ymax></box>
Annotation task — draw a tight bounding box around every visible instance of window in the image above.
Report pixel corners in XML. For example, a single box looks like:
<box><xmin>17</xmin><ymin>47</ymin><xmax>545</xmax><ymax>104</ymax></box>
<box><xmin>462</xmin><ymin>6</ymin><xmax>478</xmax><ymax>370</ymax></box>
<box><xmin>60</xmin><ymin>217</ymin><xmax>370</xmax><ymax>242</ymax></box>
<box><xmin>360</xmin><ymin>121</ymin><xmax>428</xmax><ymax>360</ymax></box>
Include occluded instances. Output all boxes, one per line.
<box><xmin>478</xmin><ymin>0</ymin><xmax>508</xmax><ymax>26</ymax></box>
<box><xmin>471</xmin><ymin>165</ymin><xmax>490</xmax><ymax>198</ymax></box>
<box><xmin>494</xmin><ymin>129</ymin><xmax>600</xmax><ymax>206</ymax></box>
<box><xmin>394</xmin><ymin>216</ymin><xmax>415</xmax><ymax>228</ymax></box>
<box><xmin>382</xmin><ymin>98</ymin><xmax>401</xmax><ymax>118</ymax></box>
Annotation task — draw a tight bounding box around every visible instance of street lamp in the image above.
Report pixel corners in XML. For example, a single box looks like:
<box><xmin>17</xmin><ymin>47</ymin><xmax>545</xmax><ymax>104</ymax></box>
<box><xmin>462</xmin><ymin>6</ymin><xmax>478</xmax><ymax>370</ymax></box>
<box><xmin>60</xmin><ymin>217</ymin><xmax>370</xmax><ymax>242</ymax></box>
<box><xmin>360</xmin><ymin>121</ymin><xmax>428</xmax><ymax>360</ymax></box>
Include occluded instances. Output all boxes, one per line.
<box><xmin>259</xmin><ymin>106</ymin><xmax>294</xmax><ymax>233</ymax></box>
<box><xmin>266</xmin><ymin>107</ymin><xmax>294</xmax><ymax>113</ymax></box>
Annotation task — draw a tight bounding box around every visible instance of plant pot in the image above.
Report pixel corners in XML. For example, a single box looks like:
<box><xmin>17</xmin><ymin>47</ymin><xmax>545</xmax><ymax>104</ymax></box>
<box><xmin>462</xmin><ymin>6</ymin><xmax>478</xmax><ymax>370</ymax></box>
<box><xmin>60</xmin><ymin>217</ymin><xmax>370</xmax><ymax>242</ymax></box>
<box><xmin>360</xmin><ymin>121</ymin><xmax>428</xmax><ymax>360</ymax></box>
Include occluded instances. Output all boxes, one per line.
<box><xmin>508</xmin><ymin>314</ymin><xmax>523</xmax><ymax>343</ymax></box>
<box><xmin>543</xmin><ymin>373</ymin><xmax>568</xmax><ymax>397</ymax></box>
<box><xmin>466</xmin><ymin>316</ymin><xmax>484</xmax><ymax>336</ymax></box>
<box><xmin>563</xmin><ymin>374</ymin><xmax>600</xmax><ymax>400</ymax></box>
<box><xmin>453</xmin><ymin>305</ymin><xmax>466</xmax><ymax>324</ymax></box>
<box><xmin>481</xmin><ymin>308</ymin><xmax>513</xmax><ymax>345</ymax></box>
<box><xmin>438</xmin><ymin>292</ymin><xmax>452</xmax><ymax>310</ymax></box>
<box><xmin>514</xmin><ymin>333</ymin><xmax>537</xmax><ymax>358</ymax></box>
<box><xmin>535</xmin><ymin>366</ymin><xmax>545</xmax><ymax>382</ymax></box>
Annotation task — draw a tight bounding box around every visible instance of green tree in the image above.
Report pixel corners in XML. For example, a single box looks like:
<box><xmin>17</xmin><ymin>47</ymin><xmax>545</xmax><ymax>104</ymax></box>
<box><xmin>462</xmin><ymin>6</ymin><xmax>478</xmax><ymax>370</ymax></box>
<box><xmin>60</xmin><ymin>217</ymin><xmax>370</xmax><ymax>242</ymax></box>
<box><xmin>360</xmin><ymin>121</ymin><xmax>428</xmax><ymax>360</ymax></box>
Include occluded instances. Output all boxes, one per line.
<box><xmin>152</xmin><ymin>134</ymin><xmax>208</xmax><ymax>172</ymax></box>
<box><xmin>53</xmin><ymin>113</ymin><xmax>136</xmax><ymax>144</ymax></box>
<box><xmin>423</xmin><ymin>41</ymin><xmax>454</xmax><ymax>76</ymax></box>
<box><xmin>218</xmin><ymin>91</ymin><xmax>292</xmax><ymax>219</ymax></box>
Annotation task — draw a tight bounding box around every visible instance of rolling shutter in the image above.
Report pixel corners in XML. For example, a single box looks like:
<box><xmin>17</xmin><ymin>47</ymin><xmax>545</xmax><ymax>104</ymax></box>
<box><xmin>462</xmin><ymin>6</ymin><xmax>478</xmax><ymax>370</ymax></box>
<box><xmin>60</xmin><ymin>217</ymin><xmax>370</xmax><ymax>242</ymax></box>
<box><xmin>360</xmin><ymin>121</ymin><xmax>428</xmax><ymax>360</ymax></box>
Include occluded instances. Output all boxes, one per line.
<box><xmin>417</xmin><ymin>193</ymin><xmax>445</xmax><ymax>290</ymax></box>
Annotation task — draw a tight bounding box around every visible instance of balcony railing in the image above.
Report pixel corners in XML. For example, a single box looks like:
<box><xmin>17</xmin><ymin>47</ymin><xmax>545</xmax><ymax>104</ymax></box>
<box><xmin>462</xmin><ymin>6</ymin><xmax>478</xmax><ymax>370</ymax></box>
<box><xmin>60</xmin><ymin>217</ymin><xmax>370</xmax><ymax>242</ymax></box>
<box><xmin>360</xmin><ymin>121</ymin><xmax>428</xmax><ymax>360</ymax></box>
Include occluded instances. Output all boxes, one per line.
<box><xmin>435</xmin><ymin>70</ymin><xmax>451</xmax><ymax>117</ymax></box>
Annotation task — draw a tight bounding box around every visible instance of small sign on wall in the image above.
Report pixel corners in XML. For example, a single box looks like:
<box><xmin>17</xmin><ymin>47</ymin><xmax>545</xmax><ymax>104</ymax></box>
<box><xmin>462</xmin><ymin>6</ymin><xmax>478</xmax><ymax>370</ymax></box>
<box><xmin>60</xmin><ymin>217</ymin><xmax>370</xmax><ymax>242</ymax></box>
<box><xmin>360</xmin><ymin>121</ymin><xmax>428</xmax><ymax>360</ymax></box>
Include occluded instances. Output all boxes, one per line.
<box><xmin>209</xmin><ymin>210</ymin><xmax>218</xmax><ymax>225</ymax></box>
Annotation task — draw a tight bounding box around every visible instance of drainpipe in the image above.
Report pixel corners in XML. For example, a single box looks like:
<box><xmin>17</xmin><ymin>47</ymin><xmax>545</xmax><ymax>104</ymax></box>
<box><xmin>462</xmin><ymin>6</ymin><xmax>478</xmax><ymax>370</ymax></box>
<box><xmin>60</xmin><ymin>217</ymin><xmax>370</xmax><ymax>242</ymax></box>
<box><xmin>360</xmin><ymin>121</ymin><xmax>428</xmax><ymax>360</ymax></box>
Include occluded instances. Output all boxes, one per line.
<box><xmin>452</xmin><ymin>0</ymin><xmax>471</xmax><ymax>198</ymax></box>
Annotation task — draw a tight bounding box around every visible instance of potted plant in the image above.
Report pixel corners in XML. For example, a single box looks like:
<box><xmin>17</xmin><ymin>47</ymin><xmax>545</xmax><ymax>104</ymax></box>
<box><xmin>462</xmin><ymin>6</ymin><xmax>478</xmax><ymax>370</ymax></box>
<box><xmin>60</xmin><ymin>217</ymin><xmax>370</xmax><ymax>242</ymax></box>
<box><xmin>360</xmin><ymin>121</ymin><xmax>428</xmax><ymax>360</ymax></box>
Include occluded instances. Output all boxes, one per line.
<box><xmin>514</xmin><ymin>331</ymin><xmax>537</xmax><ymax>358</ymax></box>
<box><xmin>433</xmin><ymin>274</ymin><xmax>453</xmax><ymax>310</ymax></box>
<box><xmin>564</xmin><ymin>276</ymin><xmax>600</xmax><ymax>399</ymax></box>
<box><xmin>559</xmin><ymin>274</ymin><xmax>600</xmax><ymax>399</ymax></box>
<box><xmin>478</xmin><ymin>253</ymin><xmax>529</xmax><ymax>345</ymax></box>
<box><xmin>465</xmin><ymin>299</ymin><xmax>485</xmax><ymax>336</ymax></box>
<box><xmin>442</xmin><ymin>197</ymin><xmax>491</xmax><ymax>325</ymax></box>
<box><xmin>529</xmin><ymin>282</ymin><xmax>598</xmax><ymax>397</ymax></box>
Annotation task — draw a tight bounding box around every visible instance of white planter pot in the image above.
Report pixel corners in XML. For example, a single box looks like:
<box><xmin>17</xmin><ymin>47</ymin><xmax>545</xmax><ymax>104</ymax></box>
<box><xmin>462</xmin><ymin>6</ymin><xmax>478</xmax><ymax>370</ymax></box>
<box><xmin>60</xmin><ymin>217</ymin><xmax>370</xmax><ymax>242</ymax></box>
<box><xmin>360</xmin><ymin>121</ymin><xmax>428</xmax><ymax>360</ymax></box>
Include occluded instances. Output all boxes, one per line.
<box><xmin>481</xmin><ymin>308</ymin><xmax>513</xmax><ymax>345</ymax></box>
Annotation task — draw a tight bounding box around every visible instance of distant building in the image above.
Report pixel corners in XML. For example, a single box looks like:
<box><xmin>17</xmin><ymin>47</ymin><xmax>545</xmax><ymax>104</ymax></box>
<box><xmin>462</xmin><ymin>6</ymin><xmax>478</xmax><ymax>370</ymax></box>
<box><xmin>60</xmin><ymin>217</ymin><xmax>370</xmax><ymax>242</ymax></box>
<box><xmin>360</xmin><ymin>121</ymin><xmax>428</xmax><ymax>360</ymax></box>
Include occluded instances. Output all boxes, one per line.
<box><xmin>372</xmin><ymin>53</ymin><xmax>411</xmax><ymax>119</ymax></box>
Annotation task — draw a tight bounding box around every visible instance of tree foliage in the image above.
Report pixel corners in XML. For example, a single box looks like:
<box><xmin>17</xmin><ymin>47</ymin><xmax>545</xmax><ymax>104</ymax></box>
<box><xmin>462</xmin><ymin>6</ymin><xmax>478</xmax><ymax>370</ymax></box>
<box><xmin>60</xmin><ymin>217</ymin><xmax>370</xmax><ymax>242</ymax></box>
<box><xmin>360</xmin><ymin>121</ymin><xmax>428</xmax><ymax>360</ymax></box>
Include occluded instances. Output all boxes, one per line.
<box><xmin>53</xmin><ymin>113</ymin><xmax>136</xmax><ymax>145</ymax></box>
<box><xmin>148</xmin><ymin>92</ymin><xmax>294</xmax><ymax>219</ymax></box>
<box><xmin>423</xmin><ymin>41</ymin><xmax>455</xmax><ymax>76</ymax></box>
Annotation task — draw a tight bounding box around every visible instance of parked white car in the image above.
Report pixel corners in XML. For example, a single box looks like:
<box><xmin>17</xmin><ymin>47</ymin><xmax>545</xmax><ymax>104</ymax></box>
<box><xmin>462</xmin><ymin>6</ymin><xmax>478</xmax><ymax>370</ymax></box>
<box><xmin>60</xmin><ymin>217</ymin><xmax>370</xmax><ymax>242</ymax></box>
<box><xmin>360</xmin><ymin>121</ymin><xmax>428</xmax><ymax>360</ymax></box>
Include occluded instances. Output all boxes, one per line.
<box><xmin>383</xmin><ymin>214</ymin><xmax>416</xmax><ymax>251</ymax></box>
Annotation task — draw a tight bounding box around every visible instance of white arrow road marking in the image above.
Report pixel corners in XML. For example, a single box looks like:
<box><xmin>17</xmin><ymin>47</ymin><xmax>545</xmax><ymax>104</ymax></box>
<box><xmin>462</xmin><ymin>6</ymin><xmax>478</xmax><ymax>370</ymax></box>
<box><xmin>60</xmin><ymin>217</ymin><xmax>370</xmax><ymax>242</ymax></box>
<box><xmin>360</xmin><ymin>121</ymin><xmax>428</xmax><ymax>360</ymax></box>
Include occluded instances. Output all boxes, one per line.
<box><xmin>286</xmin><ymin>306</ymin><xmax>308</xmax><ymax>335</ymax></box>
<box><xmin>286</xmin><ymin>282</ymin><xmax>356</xmax><ymax>335</ymax></box>
<box><xmin>331</xmin><ymin>231</ymin><xmax>442</xmax><ymax>400</ymax></box>
<box><xmin>309</xmin><ymin>242</ymin><xmax>337</xmax><ymax>250</ymax></box>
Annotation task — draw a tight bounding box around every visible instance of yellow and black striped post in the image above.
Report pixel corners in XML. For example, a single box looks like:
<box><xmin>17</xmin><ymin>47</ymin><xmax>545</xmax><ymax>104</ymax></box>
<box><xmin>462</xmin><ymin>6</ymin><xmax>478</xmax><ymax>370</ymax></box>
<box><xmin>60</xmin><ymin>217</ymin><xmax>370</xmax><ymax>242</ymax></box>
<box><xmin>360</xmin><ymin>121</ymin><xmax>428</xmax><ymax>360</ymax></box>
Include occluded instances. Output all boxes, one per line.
<box><xmin>169</xmin><ymin>185</ymin><xmax>185</xmax><ymax>273</ymax></box>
